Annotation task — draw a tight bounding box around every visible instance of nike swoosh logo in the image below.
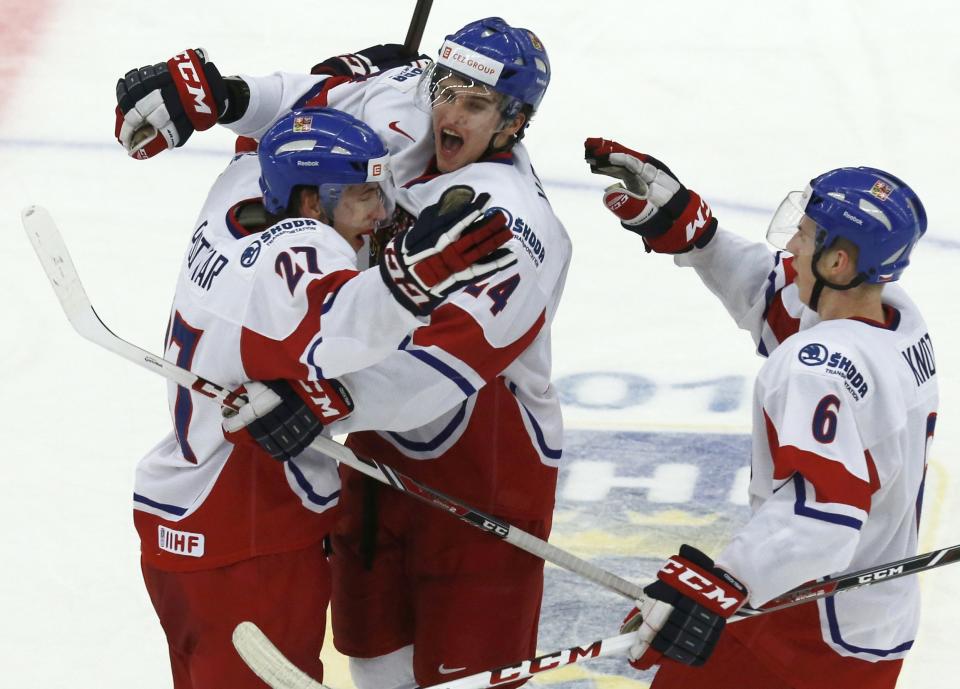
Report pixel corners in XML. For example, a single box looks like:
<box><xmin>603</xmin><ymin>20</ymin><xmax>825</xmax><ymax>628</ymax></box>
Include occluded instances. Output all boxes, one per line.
<box><xmin>389</xmin><ymin>120</ymin><xmax>416</xmax><ymax>142</ymax></box>
<box><xmin>437</xmin><ymin>664</ymin><xmax>467</xmax><ymax>675</ymax></box>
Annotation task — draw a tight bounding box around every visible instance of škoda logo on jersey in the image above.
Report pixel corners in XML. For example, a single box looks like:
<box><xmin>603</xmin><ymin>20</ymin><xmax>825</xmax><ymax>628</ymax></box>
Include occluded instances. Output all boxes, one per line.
<box><xmin>797</xmin><ymin>343</ymin><xmax>870</xmax><ymax>400</ymax></box>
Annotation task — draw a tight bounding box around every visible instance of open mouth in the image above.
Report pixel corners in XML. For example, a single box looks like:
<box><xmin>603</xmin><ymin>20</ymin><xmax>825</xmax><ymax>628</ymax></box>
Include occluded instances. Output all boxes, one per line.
<box><xmin>440</xmin><ymin>128</ymin><xmax>464</xmax><ymax>157</ymax></box>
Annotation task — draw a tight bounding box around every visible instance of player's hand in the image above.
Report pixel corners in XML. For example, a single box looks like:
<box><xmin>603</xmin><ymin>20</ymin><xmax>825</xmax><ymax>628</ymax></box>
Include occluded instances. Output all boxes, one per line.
<box><xmin>222</xmin><ymin>379</ymin><xmax>354</xmax><ymax>462</ymax></box>
<box><xmin>311</xmin><ymin>43</ymin><xmax>420</xmax><ymax>77</ymax></box>
<box><xmin>620</xmin><ymin>544</ymin><xmax>747</xmax><ymax>670</ymax></box>
<box><xmin>584</xmin><ymin>138</ymin><xmax>717</xmax><ymax>253</ymax></box>
<box><xmin>379</xmin><ymin>186</ymin><xmax>517</xmax><ymax>317</ymax></box>
<box><xmin>115</xmin><ymin>48</ymin><xmax>228</xmax><ymax>160</ymax></box>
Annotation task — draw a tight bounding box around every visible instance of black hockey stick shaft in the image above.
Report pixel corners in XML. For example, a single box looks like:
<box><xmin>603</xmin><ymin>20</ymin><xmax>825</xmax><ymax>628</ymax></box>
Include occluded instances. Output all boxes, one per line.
<box><xmin>403</xmin><ymin>0</ymin><xmax>433</xmax><ymax>54</ymax></box>
<box><xmin>738</xmin><ymin>542</ymin><xmax>960</xmax><ymax>617</ymax></box>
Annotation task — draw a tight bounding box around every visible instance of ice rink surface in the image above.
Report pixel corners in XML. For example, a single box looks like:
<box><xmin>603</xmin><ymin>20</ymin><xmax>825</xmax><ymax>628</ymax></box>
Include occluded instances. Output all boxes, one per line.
<box><xmin>1</xmin><ymin>1</ymin><xmax>958</xmax><ymax>687</ymax></box>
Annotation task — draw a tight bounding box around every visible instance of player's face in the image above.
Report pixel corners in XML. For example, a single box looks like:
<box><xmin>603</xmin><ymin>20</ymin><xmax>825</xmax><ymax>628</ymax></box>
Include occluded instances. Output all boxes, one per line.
<box><xmin>786</xmin><ymin>216</ymin><xmax>819</xmax><ymax>305</ymax></box>
<box><xmin>430</xmin><ymin>78</ymin><xmax>511</xmax><ymax>172</ymax></box>
<box><xmin>332</xmin><ymin>183</ymin><xmax>388</xmax><ymax>251</ymax></box>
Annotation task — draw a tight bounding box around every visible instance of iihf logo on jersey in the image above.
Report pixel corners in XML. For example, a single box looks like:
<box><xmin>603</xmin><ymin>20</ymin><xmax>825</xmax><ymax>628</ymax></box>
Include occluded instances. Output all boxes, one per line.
<box><xmin>241</xmin><ymin>240</ymin><xmax>261</xmax><ymax>267</ymax></box>
<box><xmin>798</xmin><ymin>343</ymin><xmax>829</xmax><ymax>366</ymax></box>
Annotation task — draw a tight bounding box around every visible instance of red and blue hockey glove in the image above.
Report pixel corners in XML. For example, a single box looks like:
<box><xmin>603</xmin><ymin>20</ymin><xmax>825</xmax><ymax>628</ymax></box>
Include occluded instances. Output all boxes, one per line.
<box><xmin>311</xmin><ymin>43</ymin><xmax>423</xmax><ymax>77</ymax></box>
<box><xmin>379</xmin><ymin>185</ymin><xmax>517</xmax><ymax>317</ymax></box>
<box><xmin>222</xmin><ymin>379</ymin><xmax>354</xmax><ymax>462</ymax></box>
<box><xmin>115</xmin><ymin>48</ymin><xmax>228</xmax><ymax>160</ymax></box>
<box><xmin>621</xmin><ymin>544</ymin><xmax>748</xmax><ymax>670</ymax></box>
<box><xmin>584</xmin><ymin>138</ymin><xmax>717</xmax><ymax>254</ymax></box>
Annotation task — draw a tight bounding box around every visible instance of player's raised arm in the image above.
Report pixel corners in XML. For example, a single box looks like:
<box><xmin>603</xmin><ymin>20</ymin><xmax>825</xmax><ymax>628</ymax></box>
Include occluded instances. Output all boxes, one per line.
<box><xmin>585</xmin><ymin>137</ymin><xmax>809</xmax><ymax>355</ymax></box>
<box><xmin>114</xmin><ymin>45</ymin><xmax>425</xmax><ymax>159</ymax></box>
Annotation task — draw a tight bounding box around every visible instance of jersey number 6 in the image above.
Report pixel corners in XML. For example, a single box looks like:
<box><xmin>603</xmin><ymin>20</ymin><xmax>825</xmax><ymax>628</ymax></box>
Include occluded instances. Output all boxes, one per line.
<box><xmin>812</xmin><ymin>394</ymin><xmax>841</xmax><ymax>444</ymax></box>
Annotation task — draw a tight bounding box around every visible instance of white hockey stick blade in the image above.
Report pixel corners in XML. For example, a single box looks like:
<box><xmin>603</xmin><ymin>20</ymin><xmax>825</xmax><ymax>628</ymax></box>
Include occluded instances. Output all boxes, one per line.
<box><xmin>21</xmin><ymin>205</ymin><xmax>241</xmax><ymax>407</ymax></box>
<box><xmin>234</xmin><ymin>620</ymin><xmax>634</xmax><ymax>689</ymax></box>
<box><xmin>233</xmin><ymin>621</ymin><xmax>330</xmax><ymax>689</ymax></box>
<box><xmin>19</xmin><ymin>207</ymin><xmax>642</xmax><ymax>602</ymax></box>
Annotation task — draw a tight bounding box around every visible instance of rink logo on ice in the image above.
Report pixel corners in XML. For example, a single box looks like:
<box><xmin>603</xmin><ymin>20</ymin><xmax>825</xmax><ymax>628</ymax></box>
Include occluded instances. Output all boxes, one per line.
<box><xmin>799</xmin><ymin>343</ymin><xmax>829</xmax><ymax>366</ymax></box>
<box><xmin>158</xmin><ymin>525</ymin><xmax>205</xmax><ymax>558</ymax></box>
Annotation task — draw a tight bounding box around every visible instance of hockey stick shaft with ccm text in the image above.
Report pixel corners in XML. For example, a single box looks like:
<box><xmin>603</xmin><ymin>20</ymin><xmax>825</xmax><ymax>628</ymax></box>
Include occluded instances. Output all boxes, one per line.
<box><xmin>233</xmin><ymin>620</ymin><xmax>635</xmax><ymax>689</ymax></box>
<box><xmin>21</xmin><ymin>204</ymin><xmax>644</xmax><ymax>601</ymax></box>
<box><xmin>24</xmin><ymin>205</ymin><xmax>960</xmax><ymax>687</ymax></box>
<box><xmin>234</xmin><ymin>536</ymin><xmax>960</xmax><ymax>689</ymax></box>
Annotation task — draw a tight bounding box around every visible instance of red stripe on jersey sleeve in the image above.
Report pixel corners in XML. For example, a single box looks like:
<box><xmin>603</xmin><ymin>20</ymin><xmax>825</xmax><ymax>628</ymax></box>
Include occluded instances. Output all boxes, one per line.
<box><xmin>764</xmin><ymin>411</ymin><xmax>875</xmax><ymax>513</ymax></box>
<box><xmin>782</xmin><ymin>256</ymin><xmax>797</xmax><ymax>285</ymax></box>
<box><xmin>240</xmin><ymin>269</ymin><xmax>358</xmax><ymax>380</ymax></box>
<box><xmin>304</xmin><ymin>76</ymin><xmax>354</xmax><ymax>107</ymax></box>
<box><xmin>411</xmin><ymin>303</ymin><xmax>546</xmax><ymax>383</ymax></box>
<box><xmin>764</xmin><ymin>291</ymin><xmax>801</xmax><ymax>343</ymax></box>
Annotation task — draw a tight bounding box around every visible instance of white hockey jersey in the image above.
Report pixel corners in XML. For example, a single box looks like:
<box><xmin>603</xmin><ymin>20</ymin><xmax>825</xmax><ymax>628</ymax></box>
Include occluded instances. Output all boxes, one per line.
<box><xmin>677</xmin><ymin>229</ymin><xmax>939</xmax><ymax>661</ymax></box>
<box><xmin>134</xmin><ymin>153</ymin><xmax>422</xmax><ymax>571</ymax></box>
<box><xmin>226</xmin><ymin>64</ymin><xmax>572</xmax><ymax>519</ymax></box>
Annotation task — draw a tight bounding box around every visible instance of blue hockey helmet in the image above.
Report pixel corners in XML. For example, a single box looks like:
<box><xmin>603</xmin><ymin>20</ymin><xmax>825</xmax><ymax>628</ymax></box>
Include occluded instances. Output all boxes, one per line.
<box><xmin>768</xmin><ymin>166</ymin><xmax>926</xmax><ymax>284</ymax></box>
<box><xmin>422</xmin><ymin>17</ymin><xmax>550</xmax><ymax>121</ymax></box>
<box><xmin>258</xmin><ymin>107</ymin><xmax>390</xmax><ymax>217</ymax></box>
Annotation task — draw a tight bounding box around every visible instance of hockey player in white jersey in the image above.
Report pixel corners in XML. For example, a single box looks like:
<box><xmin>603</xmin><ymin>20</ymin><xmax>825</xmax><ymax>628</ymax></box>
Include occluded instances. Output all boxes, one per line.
<box><xmin>585</xmin><ymin>138</ymin><xmax>935</xmax><ymax>689</ymax></box>
<box><xmin>132</xmin><ymin>104</ymin><xmax>514</xmax><ymax>689</ymax></box>
<box><xmin>115</xmin><ymin>19</ymin><xmax>570</xmax><ymax>689</ymax></box>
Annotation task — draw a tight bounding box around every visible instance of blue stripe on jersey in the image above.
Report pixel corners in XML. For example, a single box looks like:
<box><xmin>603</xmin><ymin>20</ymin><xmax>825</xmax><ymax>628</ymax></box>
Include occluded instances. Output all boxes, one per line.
<box><xmin>387</xmin><ymin>400</ymin><xmax>468</xmax><ymax>451</ymax></box>
<box><xmin>825</xmin><ymin>595</ymin><xmax>914</xmax><ymax>657</ymax></box>
<box><xmin>757</xmin><ymin>337</ymin><xmax>770</xmax><ymax>358</ymax></box>
<box><xmin>305</xmin><ymin>337</ymin><xmax>325</xmax><ymax>380</ymax></box>
<box><xmin>133</xmin><ymin>492</ymin><xmax>187</xmax><ymax>517</ymax></box>
<box><xmin>792</xmin><ymin>475</ymin><xmax>863</xmax><ymax>530</ymax></box>
<box><xmin>399</xmin><ymin>336</ymin><xmax>477</xmax><ymax>397</ymax></box>
<box><xmin>286</xmin><ymin>460</ymin><xmax>340</xmax><ymax>507</ymax></box>
<box><xmin>509</xmin><ymin>382</ymin><xmax>562</xmax><ymax>461</ymax></box>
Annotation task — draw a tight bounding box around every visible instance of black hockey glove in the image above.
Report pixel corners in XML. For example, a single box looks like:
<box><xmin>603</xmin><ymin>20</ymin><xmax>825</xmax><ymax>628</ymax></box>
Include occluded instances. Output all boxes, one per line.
<box><xmin>311</xmin><ymin>43</ymin><xmax>426</xmax><ymax>77</ymax></box>
<box><xmin>222</xmin><ymin>379</ymin><xmax>353</xmax><ymax>462</ymax></box>
<box><xmin>115</xmin><ymin>48</ymin><xmax>230</xmax><ymax>159</ymax></box>
<box><xmin>379</xmin><ymin>186</ymin><xmax>517</xmax><ymax>317</ymax></box>
<box><xmin>621</xmin><ymin>544</ymin><xmax>748</xmax><ymax>669</ymax></box>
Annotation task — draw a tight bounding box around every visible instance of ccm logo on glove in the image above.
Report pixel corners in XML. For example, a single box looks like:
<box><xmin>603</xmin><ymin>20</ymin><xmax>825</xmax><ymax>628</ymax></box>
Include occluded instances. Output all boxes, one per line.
<box><xmin>659</xmin><ymin>557</ymin><xmax>745</xmax><ymax>614</ymax></box>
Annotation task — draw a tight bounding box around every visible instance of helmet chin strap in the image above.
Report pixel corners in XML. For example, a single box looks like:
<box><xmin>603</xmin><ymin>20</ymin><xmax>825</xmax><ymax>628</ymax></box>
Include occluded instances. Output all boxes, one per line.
<box><xmin>808</xmin><ymin>245</ymin><xmax>866</xmax><ymax>312</ymax></box>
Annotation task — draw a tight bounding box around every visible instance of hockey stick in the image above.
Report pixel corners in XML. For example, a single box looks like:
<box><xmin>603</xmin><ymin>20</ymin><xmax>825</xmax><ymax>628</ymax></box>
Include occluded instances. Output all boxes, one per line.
<box><xmin>22</xmin><ymin>205</ymin><xmax>643</xmax><ymax>602</ymax></box>
<box><xmin>233</xmin><ymin>620</ymin><xmax>635</xmax><ymax>689</ymax></box>
<box><xmin>403</xmin><ymin>0</ymin><xmax>434</xmax><ymax>54</ymax></box>
<box><xmin>27</xmin><ymin>205</ymin><xmax>960</xmax><ymax>634</ymax></box>
<box><xmin>738</xmin><ymin>541</ymin><xmax>960</xmax><ymax>617</ymax></box>
<box><xmin>232</xmin><ymin>545</ymin><xmax>960</xmax><ymax>689</ymax></box>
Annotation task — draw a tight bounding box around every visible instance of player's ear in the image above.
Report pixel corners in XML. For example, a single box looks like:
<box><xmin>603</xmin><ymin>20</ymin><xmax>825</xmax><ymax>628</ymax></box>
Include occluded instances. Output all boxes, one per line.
<box><xmin>503</xmin><ymin>111</ymin><xmax>526</xmax><ymax>138</ymax></box>
<box><xmin>297</xmin><ymin>187</ymin><xmax>324</xmax><ymax>221</ymax></box>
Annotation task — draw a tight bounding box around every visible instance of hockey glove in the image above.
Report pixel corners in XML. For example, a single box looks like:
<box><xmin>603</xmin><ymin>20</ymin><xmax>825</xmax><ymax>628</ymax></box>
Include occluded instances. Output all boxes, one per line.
<box><xmin>115</xmin><ymin>48</ymin><xmax>229</xmax><ymax>160</ymax></box>
<box><xmin>584</xmin><ymin>138</ymin><xmax>717</xmax><ymax>254</ymax></box>
<box><xmin>311</xmin><ymin>43</ymin><xmax>423</xmax><ymax>77</ymax></box>
<box><xmin>222</xmin><ymin>379</ymin><xmax>354</xmax><ymax>462</ymax></box>
<box><xmin>621</xmin><ymin>544</ymin><xmax>747</xmax><ymax>670</ymax></box>
<box><xmin>379</xmin><ymin>186</ymin><xmax>517</xmax><ymax>317</ymax></box>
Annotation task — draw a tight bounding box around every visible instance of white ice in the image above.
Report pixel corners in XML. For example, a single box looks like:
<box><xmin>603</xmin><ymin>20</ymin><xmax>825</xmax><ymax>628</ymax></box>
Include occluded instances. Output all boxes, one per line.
<box><xmin>1</xmin><ymin>1</ymin><xmax>957</xmax><ymax>687</ymax></box>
